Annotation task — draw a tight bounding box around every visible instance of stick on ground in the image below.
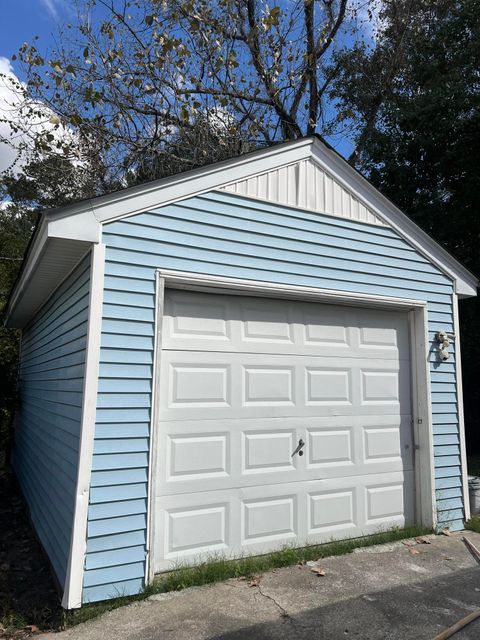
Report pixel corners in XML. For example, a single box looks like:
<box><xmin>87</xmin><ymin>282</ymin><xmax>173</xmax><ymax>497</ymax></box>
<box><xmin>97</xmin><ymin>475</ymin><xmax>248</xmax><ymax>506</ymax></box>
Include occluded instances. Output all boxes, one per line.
<box><xmin>461</xmin><ymin>536</ymin><xmax>480</xmax><ymax>565</ymax></box>
<box><xmin>431</xmin><ymin>609</ymin><xmax>480</xmax><ymax>640</ymax></box>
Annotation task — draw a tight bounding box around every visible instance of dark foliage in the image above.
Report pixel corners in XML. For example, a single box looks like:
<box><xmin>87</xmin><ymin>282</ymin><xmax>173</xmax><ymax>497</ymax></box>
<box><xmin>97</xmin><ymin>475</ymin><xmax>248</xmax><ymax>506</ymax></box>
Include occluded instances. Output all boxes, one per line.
<box><xmin>334</xmin><ymin>0</ymin><xmax>480</xmax><ymax>451</ymax></box>
<box><xmin>0</xmin><ymin>203</ymin><xmax>38</xmax><ymax>467</ymax></box>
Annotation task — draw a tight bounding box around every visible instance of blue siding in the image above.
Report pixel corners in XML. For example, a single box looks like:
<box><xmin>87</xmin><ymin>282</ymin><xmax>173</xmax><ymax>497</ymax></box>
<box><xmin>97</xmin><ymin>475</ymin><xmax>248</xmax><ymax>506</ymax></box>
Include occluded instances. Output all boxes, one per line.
<box><xmin>83</xmin><ymin>190</ymin><xmax>463</xmax><ymax>602</ymax></box>
<box><xmin>14</xmin><ymin>253</ymin><xmax>91</xmax><ymax>588</ymax></box>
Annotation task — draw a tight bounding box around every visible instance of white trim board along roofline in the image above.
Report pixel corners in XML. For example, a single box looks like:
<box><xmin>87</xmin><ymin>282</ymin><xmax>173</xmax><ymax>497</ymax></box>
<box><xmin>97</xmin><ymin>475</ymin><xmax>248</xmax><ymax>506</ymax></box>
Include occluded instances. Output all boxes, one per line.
<box><xmin>5</xmin><ymin>135</ymin><xmax>477</xmax><ymax>327</ymax></box>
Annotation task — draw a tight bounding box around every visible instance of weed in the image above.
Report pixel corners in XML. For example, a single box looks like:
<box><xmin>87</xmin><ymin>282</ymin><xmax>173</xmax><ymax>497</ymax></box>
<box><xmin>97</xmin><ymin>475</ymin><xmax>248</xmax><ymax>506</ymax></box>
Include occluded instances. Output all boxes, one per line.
<box><xmin>69</xmin><ymin>524</ymin><xmax>430</xmax><ymax>627</ymax></box>
<box><xmin>465</xmin><ymin>515</ymin><xmax>480</xmax><ymax>533</ymax></box>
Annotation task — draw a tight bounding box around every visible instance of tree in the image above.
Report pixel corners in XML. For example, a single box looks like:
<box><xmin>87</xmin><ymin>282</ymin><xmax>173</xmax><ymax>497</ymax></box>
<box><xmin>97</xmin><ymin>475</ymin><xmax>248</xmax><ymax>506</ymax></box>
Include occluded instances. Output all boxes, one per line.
<box><xmin>4</xmin><ymin>0</ymin><xmax>360</xmax><ymax>183</ymax></box>
<box><xmin>333</xmin><ymin>0</ymin><xmax>480</xmax><ymax>451</ymax></box>
<box><xmin>0</xmin><ymin>201</ymin><xmax>38</xmax><ymax>464</ymax></box>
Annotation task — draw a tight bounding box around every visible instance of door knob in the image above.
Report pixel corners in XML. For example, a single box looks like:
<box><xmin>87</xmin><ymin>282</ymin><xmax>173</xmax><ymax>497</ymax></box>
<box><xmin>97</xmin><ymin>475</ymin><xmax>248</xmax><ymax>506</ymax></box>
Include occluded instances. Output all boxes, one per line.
<box><xmin>291</xmin><ymin>438</ymin><xmax>305</xmax><ymax>457</ymax></box>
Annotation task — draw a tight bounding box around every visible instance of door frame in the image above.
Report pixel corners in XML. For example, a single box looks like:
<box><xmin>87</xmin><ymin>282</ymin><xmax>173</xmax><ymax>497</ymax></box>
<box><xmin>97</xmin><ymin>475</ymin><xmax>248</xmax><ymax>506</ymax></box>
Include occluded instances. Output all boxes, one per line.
<box><xmin>145</xmin><ymin>269</ymin><xmax>436</xmax><ymax>583</ymax></box>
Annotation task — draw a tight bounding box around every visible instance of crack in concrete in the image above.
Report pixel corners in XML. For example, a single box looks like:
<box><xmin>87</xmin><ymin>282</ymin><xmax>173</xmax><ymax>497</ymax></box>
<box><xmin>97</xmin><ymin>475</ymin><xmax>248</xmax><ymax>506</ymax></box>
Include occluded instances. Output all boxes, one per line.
<box><xmin>255</xmin><ymin>585</ymin><xmax>290</xmax><ymax>619</ymax></box>
<box><xmin>253</xmin><ymin>584</ymin><xmax>310</xmax><ymax>637</ymax></box>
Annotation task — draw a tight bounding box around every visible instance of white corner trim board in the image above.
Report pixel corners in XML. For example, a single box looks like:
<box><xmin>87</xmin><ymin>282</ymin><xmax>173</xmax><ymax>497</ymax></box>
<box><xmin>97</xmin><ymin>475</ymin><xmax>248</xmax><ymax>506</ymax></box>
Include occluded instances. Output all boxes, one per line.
<box><xmin>145</xmin><ymin>271</ymin><xmax>166</xmax><ymax>584</ymax></box>
<box><xmin>62</xmin><ymin>243</ymin><xmax>106</xmax><ymax>609</ymax></box>
<box><xmin>453</xmin><ymin>286</ymin><xmax>471</xmax><ymax>521</ymax></box>
<box><xmin>408</xmin><ymin>306</ymin><xmax>437</xmax><ymax>529</ymax></box>
<box><xmin>145</xmin><ymin>270</ymin><xmax>436</xmax><ymax>579</ymax></box>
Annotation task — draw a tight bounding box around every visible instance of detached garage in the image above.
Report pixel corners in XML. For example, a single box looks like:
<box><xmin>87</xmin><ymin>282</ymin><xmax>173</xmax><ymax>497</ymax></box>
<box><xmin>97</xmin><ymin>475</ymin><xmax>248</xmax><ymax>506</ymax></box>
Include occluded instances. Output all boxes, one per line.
<box><xmin>5</xmin><ymin>136</ymin><xmax>477</xmax><ymax>608</ymax></box>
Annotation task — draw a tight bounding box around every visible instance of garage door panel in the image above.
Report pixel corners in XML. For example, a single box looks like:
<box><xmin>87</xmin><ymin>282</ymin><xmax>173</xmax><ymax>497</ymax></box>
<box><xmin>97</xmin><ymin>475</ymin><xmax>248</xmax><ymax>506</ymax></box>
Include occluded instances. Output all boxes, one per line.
<box><xmin>166</xmin><ymin>432</ymin><xmax>230</xmax><ymax>481</ymax></box>
<box><xmin>162</xmin><ymin>291</ymin><xmax>409</xmax><ymax>360</ymax></box>
<box><xmin>168</xmin><ymin>363</ymin><xmax>231</xmax><ymax>408</ymax></box>
<box><xmin>157</xmin><ymin>418</ymin><xmax>301</xmax><ymax>496</ymax></box>
<box><xmin>159</xmin><ymin>352</ymin><xmax>410</xmax><ymax>421</ymax></box>
<box><xmin>305</xmin><ymin>367</ymin><xmax>352</xmax><ymax>405</ymax></box>
<box><xmin>240</xmin><ymin>301</ymin><xmax>295</xmax><ymax>343</ymax></box>
<box><xmin>242</xmin><ymin>494</ymin><xmax>298</xmax><ymax>545</ymax></box>
<box><xmin>153</xmin><ymin>471</ymin><xmax>414</xmax><ymax>572</ymax></box>
<box><xmin>164</xmin><ymin>290</ymin><xmax>232</xmax><ymax>343</ymax></box>
<box><xmin>242</xmin><ymin>429</ymin><xmax>297</xmax><ymax>474</ymax></box>
<box><xmin>243</xmin><ymin>365</ymin><xmax>295</xmax><ymax>406</ymax></box>
<box><xmin>308</xmin><ymin>488</ymin><xmax>357</xmax><ymax>536</ymax></box>
<box><xmin>163</xmin><ymin>500</ymin><xmax>230</xmax><ymax>559</ymax></box>
<box><xmin>355</xmin><ymin>307</ymin><xmax>410</xmax><ymax>354</ymax></box>
<box><xmin>156</xmin><ymin>415</ymin><xmax>413</xmax><ymax>496</ymax></box>
<box><xmin>366</xmin><ymin>483</ymin><xmax>406</xmax><ymax>525</ymax></box>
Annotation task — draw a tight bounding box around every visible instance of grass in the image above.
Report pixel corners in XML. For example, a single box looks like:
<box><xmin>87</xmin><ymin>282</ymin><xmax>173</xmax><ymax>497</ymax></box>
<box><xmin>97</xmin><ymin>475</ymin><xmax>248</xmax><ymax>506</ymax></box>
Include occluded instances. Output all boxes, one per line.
<box><xmin>69</xmin><ymin>524</ymin><xmax>430</xmax><ymax>627</ymax></box>
<box><xmin>465</xmin><ymin>516</ymin><xmax>480</xmax><ymax>533</ymax></box>
<box><xmin>0</xmin><ymin>473</ymin><xmax>431</xmax><ymax>637</ymax></box>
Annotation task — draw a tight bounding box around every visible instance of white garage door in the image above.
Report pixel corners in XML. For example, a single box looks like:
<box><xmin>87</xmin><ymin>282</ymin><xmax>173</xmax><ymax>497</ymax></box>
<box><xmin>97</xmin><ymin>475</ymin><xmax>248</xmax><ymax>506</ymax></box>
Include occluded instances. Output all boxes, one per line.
<box><xmin>153</xmin><ymin>290</ymin><xmax>415</xmax><ymax>571</ymax></box>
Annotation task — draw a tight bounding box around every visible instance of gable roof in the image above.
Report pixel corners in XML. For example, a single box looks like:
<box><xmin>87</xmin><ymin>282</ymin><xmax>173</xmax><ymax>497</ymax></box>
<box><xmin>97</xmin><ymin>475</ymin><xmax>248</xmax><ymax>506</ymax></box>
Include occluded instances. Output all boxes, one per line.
<box><xmin>5</xmin><ymin>135</ymin><xmax>477</xmax><ymax>327</ymax></box>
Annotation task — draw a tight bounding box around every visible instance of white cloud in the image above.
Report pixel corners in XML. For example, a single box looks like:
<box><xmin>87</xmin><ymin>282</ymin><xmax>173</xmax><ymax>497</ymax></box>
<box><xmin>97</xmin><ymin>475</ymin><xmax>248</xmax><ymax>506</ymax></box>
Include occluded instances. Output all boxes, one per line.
<box><xmin>39</xmin><ymin>0</ymin><xmax>61</xmax><ymax>20</ymax></box>
<box><xmin>0</xmin><ymin>57</ymin><xmax>24</xmax><ymax>174</ymax></box>
<box><xmin>0</xmin><ymin>57</ymin><xmax>79</xmax><ymax>176</ymax></box>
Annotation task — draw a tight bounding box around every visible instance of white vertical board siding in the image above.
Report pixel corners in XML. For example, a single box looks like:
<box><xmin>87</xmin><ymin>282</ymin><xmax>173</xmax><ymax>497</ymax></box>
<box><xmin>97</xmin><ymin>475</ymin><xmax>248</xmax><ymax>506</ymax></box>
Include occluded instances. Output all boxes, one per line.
<box><xmin>13</xmin><ymin>253</ymin><xmax>91</xmax><ymax>588</ymax></box>
<box><xmin>84</xmin><ymin>190</ymin><xmax>461</xmax><ymax>603</ymax></box>
<box><xmin>220</xmin><ymin>159</ymin><xmax>386</xmax><ymax>226</ymax></box>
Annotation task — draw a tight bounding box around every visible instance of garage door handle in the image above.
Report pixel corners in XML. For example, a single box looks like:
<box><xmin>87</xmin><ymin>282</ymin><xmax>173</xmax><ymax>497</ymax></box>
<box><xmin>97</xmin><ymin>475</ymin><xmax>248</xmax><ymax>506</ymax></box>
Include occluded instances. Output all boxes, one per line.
<box><xmin>292</xmin><ymin>439</ymin><xmax>305</xmax><ymax>457</ymax></box>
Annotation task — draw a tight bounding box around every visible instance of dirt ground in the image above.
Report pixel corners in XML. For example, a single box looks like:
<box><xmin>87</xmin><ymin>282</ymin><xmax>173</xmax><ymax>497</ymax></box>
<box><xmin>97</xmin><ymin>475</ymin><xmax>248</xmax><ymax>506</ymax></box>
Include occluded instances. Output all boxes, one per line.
<box><xmin>0</xmin><ymin>468</ymin><xmax>63</xmax><ymax>638</ymax></box>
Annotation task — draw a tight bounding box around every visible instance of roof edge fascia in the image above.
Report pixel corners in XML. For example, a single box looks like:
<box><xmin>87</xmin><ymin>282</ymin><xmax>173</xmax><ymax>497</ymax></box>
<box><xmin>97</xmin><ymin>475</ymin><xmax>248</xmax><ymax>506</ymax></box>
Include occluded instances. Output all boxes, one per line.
<box><xmin>5</xmin><ymin>138</ymin><xmax>313</xmax><ymax>326</ymax></box>
<box><xmin>90</xmin><ymin>137</ymin><xmax>314</xmax><ymax>223</ymax></box>
<box><xmin>4</xmin><ymin>207</ymin><xmax>100</xmax><ymax>325</ymax></box>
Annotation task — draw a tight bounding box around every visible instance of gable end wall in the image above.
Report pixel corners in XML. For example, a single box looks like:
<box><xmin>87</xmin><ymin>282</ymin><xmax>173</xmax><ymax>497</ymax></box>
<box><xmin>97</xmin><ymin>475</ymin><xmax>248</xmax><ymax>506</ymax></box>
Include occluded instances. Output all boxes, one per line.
<box><xmin>83</xmin><ymin>190</ymin><xmax>462</xmax><ymax>603</ymax></box>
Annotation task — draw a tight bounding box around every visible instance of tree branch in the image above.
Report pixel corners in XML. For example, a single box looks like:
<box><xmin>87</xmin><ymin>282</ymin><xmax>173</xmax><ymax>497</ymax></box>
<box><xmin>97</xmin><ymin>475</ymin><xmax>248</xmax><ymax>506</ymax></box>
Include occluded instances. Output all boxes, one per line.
<box><xmin>291</xmin><ymin>0</ymin><xmax>347</xmax><ymax>123</ymax></box>
<box><xmin>242</xmin><ymin>0</ymin><xmax>302</xmax><ymax>138</ymax></box>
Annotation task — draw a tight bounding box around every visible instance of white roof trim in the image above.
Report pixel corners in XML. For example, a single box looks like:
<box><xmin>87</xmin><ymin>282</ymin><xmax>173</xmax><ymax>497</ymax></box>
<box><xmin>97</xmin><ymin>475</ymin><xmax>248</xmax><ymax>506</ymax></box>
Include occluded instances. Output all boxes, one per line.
<box><xmin>5</xmin><ymin>136</ymin><xmax>477</xmax><ymax>326</ymax></box>
<box><xmin>5</xmin><ymin>207</ymin><xmax>100</xmax><ymax>327</ymax></box>
<box><xmin>90</xmin><ymin>138</ymin><xmax>314</xmax><ymax>222</ymax></box>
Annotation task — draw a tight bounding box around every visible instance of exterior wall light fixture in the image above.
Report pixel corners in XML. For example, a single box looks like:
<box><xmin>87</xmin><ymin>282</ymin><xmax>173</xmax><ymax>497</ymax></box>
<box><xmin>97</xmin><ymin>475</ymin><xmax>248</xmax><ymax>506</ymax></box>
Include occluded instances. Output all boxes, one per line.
<box><xmin>435</xmin><ymin>330</ymin><xmax>456</xmax><ymax>361</ymax></box>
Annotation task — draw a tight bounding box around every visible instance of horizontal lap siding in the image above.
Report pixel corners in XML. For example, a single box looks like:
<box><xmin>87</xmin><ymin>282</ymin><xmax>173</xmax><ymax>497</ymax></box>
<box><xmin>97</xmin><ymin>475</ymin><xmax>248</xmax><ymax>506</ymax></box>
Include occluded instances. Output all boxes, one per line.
<box><xmin>83</xmin><ymin>190</ymin><xmax>462</xmax><ymax>603</ymax></box>
<box><xmin>14</xmin><ymin>253</ymin><xmax>91</xmax><ymax>588</ymax></box>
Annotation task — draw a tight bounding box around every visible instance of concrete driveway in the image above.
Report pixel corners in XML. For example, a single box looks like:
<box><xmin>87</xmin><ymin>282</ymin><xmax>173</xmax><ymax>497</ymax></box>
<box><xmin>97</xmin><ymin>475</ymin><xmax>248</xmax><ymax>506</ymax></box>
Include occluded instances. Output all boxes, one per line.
<box><xmin>41</xmin><ymin>532</ymin><xmax>480</xmax><ymax>640</ymax></box>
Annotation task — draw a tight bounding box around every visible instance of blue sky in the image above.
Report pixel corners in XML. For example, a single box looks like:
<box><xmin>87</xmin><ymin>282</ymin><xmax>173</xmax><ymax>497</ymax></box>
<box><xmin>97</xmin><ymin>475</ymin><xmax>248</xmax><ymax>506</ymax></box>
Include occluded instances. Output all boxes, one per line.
<box><xmin>0</xmin><ymin>0</ymin><xmax>373</xmax><ymax>170</ymax></box>
<box><xmin>1</xmin><ymin>0</ymin><xmax>74</xmax><ymax>76</ymax></box>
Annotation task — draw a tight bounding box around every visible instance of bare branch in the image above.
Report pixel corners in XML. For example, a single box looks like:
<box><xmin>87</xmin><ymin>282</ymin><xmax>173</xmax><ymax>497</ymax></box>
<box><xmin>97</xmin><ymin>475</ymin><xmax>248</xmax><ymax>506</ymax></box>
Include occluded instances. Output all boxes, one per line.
<box><xmin>291</xmin><ymin>0</ymin><xmax>347</xmax><ymax>122</ymax></box>
<box><xmin>242</xmin><ymin>0</ymin><xmax>302</xmax><ymax>138</ymax></box>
